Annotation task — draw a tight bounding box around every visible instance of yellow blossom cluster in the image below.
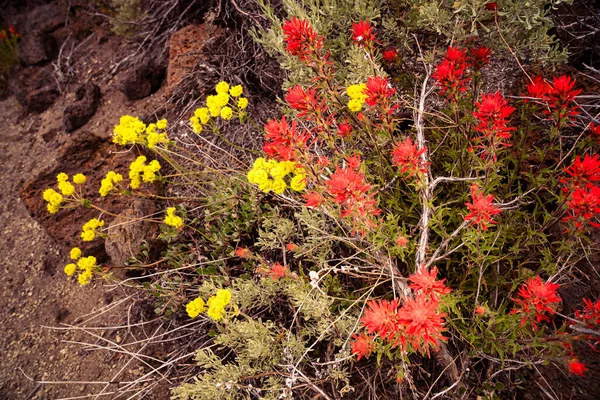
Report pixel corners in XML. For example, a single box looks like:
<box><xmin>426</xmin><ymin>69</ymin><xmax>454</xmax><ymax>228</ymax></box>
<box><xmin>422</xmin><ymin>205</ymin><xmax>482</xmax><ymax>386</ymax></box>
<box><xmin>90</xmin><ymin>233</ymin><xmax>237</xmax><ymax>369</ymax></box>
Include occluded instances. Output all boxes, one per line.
<box><xmin>346</xmin><ymin>83</ymin><xmax>368</xmax><ymax>112</ymax></box>
<box><xmin>81</xmin><ymin>218</ymin><xmax>104</xmax><ymax>241</ymax></box>
<box><xmin>99</xmin><ymin>171</ymin><xmax>123</xmax><ymax>197</ymax></box>
<box><xmin>43</xmin><ymin>172</ymin><xmax>87</xmax><ymax>213</ymax></box>
<box><xmin>129</xmin><ymin>156</ymin><xmax>161</xmax><ymax>189</ymax></box>
<box><xmin>113</xmin><ymin>115</ymin><xmax>169</xmax><ymax>149</ymax></box>
<box><xmin>247</xmin><ymin>158</ymin><xmax>307</xmax><ymax>194</ymax></box>
<box><xmin>185</xmin><ymin>289</ymin><xmax>232</xmax><ymax>320</ymax></box>
<box><xmin>164</xmin><ymin>207</ymin><xmax>184</xmax><ymax>228</ymax></box>
<box><xmin>185</xmin><ymin>297</ymin><xmax>205</xmax><ymax>318</ymax></box>
<box><xmin>189</xmin><ymin>81</ymin><xmax>248</xmax><ymax>134</ymax></box>
<box><xmin>64</xmin><ymin>248</ymin><xmax>97</xmax><ymax>286</ymax></box>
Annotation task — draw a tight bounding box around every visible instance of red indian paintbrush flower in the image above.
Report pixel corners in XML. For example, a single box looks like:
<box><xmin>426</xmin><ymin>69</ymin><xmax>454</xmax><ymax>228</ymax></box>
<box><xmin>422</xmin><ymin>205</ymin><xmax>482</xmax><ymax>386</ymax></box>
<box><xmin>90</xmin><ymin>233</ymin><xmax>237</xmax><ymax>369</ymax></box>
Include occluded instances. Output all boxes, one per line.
<box><xmin>472</xmin><ymin>92</ymin><xmax>515</xmax><ymax>159</ymax></box>
<box><xmin>391</xmin><ymin>136</ymin><xmax>428</xmax><ymax>177</ymax></box>
<box><xmin>364</xmin><ymin>76</ymin><xmax>396</xmax><ymax>110</ymax></box>
<box><xmin>383</xmin><ymin>47</ymin><xmax>399</xmax><ymax>63</ymax></box>
<box><xmin>337</xmin><ymin>121</ymin><xmax>352</xmax><ymax>138</ymax></box>
<box><xmin>397</xmin><ymin>293</ymin><xmax>448</xmax><ymax>355</ymax></box>
<box><xmin>351</xmin><ymin>333</ymin><xmax>375</xmax><ymax>361</ymax></box>
<box><xmin>576</xmin><ymin>298</ymin><xmax>600</xmax><ymax>328</ymax></box>
<box><xmin>589</xmin><ymin>123</ymin><xmax>600</xmax><ymax>143</ymax></box>
<box><xmin>469</xmin><ymin>47</ymin><xmax>491</xmax><ymax>71</ymax></box>
<box><xmin>282</xmin><ymin>17</ymin><xmax>323</xmax><ymax>61</ymax></box>
<box><xmin>433</xmin><ymin>47</ymin><xmax>470</xmax><ymax>102</ymax></box>
<box><xmin>360</xmin><ymin>298</ymin><xmax>401</xmax><ymax>340</ymax></box>
<box><xmin>568</xmin><ymin>359</ymin><xmax>588</xmax><ymax>376</ymax></box>
<box><xmin>563</xmin><ymin>185</ymin><xmax>600</xmax><ymax>230</ymax></box>
<box><xmin>408</xmin><ymin>266</ymin><xmax>452</xmax><ymax>300</ymax></box>
<box><xmin>544</xmin><ymin>75</ymin><xmax>581</xmax><ymax>128</ymax></box>
<box><xmin>263</xmin><ymin>116</ymin><xmax>311</xmax><ymax>161</ymax></box>
<box><xmin>526</xmin><ymin>76</ymin><xmax>551</xmax><ymax>100</ymax></box>
<box><xmin>464</xmin><ymin>184</ymin><xmax>502</xmax><ymax>230</ymax></box>
<box><xmin>561</xmin><ymin>154</ymin><xmax>600</xmax><ymax>191</ymax></box>
<box><xmin>235</xmin><ymin>247</ymin><xmax>253</xmax><ymax>258</ymax></box>
<box><xmin>510</xmin><ymin>276</ymin><xmax>561</xmax><ymax>330</ymax></box>
<box><xmin>303</xmin><ymin>191</ymin><xmax>325</xmax><ymax>208</ymax></box>
<box><xmin>326</xmin><ymin>167</ymin><xmax>371</xmax><ymax>204</ymax></box>
<box><xmin>285</xmin><ymin>85</ymin><xmax>324</xmax><ymax>119</ymax></box>
<box><xmin>351</xmin><ymin>21</ymin><xmax>377</xmax><ymax>48</ymax></box>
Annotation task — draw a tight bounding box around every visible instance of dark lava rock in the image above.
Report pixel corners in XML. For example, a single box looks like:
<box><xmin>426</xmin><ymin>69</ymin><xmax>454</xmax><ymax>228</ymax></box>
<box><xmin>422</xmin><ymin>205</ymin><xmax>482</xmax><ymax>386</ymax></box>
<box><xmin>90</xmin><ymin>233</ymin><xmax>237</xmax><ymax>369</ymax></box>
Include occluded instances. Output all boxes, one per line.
<box><xmin>63</xmin><ymin>82</ymin><xmax>101</xmax><ymax>132</ymax></box>
<box><xmin>18</xmin><ymin>30</ymin><xmax>58</xmax><ymax>66</ymax></box>
<box><xmin>10</xmin><ymin>65</ymin><xmax>59</xmax><ymax>114</ymax></box>
<box><xmin>118</xmin><ymin>59</ymin><xmax>166</xmax><ymax>101</ymax></box>
<box><xmin>26</xmin><ymin>85</ymin><xmax>60</xmax><ymax>114</ymax></box>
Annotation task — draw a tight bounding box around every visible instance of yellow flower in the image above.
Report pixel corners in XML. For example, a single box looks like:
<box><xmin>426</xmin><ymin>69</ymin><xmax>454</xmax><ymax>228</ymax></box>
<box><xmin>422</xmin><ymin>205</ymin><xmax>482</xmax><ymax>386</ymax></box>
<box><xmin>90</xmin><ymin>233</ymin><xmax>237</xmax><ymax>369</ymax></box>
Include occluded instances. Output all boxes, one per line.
<box><xmin>113</xmin><ymin>115</ymin><xmax>147</xmax><ymax>146</ymax></box>
<box><xmin>229</xmin><ymin>85</ymin><xmax>243</xmax><ymax>97</ymax></box>
<box><xmin>43</xmin><ymin>188</ymin><xmax>63</xmax><ymax>213</ymax></box>
<box><xmin>186</xmin><ymin>297</ymin><xmax>206</xmax><ymax>318</ymax></box>
<box><xmin>220</xmin><ymin>106</ymin><xmax>233</xmax><ymax>120</ymax></box>
<box><xmin>164</xmin><ymin>207</ymin><xmax>184</xmax><ymax>228</ymax></box>
<box><xmin>99</xmin><ymin>171</ymin><xmax>123</xmax><ymax>197</ymax></box>
<box><xmin>81</xmin><ymin>219</ymin><xmax>104</xmax><ymax>242</ymax></box>
<box><xmin>290</xmin><ymin>174</ymin><xmax>307</xmax><ymax>191</ymax></box>
<box><xmin>190</xmin><ymin>116</ymin><xmax>203</xmax><ymax>134</ymax></box>
<box><xmin>238</xmin><ymin>98</ymin><xmax>248</xmax><ymax>109</ymax></box>
<box><xmin>271</xmin><ymin>178</ymin><xmax>287</xmax><ymax>194</ymax></box>
<box><xmin>77</xmin><ymin>255</ymin><xmax>97</xmax><ymax>271</ymax></box>
<box><xmin>215</xmin><ymin>289</ymin><xmax>232</xmax><ymax>306</ymax></box>
<box><xmin>58</xmin><ymin>180</ymin><xmax>75</xmax><ymax>196</ymax></box>
<box><xmin>147</xmin><ymin>130</ymin><xmax>168</xmax><ymax>149</ymax></box>
<box><xmin>156</xmin><ymin>119</ymin><xmax>168</xmax><ymax>130</ymax></box>
<box><xmin>194</xmin><ymin>107</ymin><xmax>210</xmax><ymax>124</ymax></box>
<box><xmin>206</xmin><ymin>304</ymin><xmax>225</xmax><ymax>321</ymax></box>
<box><xmin>64</xmin><ymin>263</ymin><xmax>77</xmax><ymax>277</ymax></box>
<box><xmin>70</xmin><ymin>247</ymin><xmax>82</xmax><ymax>260</ymax></box>
<box><xmin>73</xmin><ymin>173</ymin><xmax>87</xmax><ymax>185</ymax></box>
<box><xmin>57</xmin><ymin>173</ymin><xmax>69</xmax><ymax>183</ymax></box>
<box><xmin>346</xmin><ymin>84</ymin><xmax>367</xmax><ymax>100</ymax></box>
<box><xmin>257</xmin><ymin>179</ymin><xmax>272</xmax><ymax>193</ymax></box>
<box><xmin>215</xmin><ymin>81</ymin><xmax>230</xmax><ymax>94</ymax></box>
<box><xmin>215</xmin><ymin>92</ymin><xmax>229</xmax><ymax>107</ymax></box>
<box><xmin>348</xmin><ymin>98</ymin><xmax>364</xmax><ymax>112</ymax></box>
<box><xmin>78</xmin><ymin>270</ymin><xmax>93</xmax><ymax>286</ymax></box>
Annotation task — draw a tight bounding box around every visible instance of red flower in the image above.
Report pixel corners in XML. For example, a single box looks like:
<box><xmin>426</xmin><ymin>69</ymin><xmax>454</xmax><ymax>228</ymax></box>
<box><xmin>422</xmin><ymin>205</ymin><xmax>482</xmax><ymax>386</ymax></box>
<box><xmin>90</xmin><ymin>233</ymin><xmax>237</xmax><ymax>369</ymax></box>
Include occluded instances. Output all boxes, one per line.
<box><xmin>383</xmin><ymin>47</ymin><xmax>399</xmax><ymax>63</ymax></box>
<box><xmin>351</xmin><ymin>333</ymin><xmax>375</xmax><ymax>361</ymax></box>
<box><xmin>562</xmin><ymin>154</ymin><xmax>600</xmax><ymax>191</ymax></box>
<box><xmin>568</xmin><ymin>359</ymin><xmax>588</xmax><ymax>376</ymax></box>
<box><xmin>235</xmin><ymin>247</ymin><xmax>252</xmax><ymax>258</ymax></box>
<box><xmin>364</xmin><ymin>76</ymin><xmax>396</xmax><ymax>109</ymax></box>
<box><xmin>282</xmin><ymin>17</ymin><xmax>323</xmax><ymax>61</ymax></box>
<box><xmin>326</xmin><ymin>167</ymin><xmax>371</xmax><ymax>204</ymax></box>
<box><xmin>469</xmin><ymin>47</ymin><xmax>491</xmax><ymax>71</ymax></box>
<box><xmin>286</xmin><ymin>243</ymin><xmax>298</xmax><ymax>252</ymax></box>
<box><xmin>360</xmin><ymin>299</ymin><xmax>400</xmax><ymax>340</ymax></box>
<box><xmin>562</xmin><ymin>185</ymin><xmax>600</xmax><ymax>230</ymax></box>
<box><xmin>397</xmin><ymin>294</ymin><xmax>447</xmax><ymax>355</ymax></box>
<box><xmin>472</xmin><ymin>92</ymin><xmax>515</xmax><ymax>159</ymax></box>
<box><xmin>526</xmin><ymin>76</ymin><xmax>551</xmax><ymax>100</ymax></box>
<box><xmin>408</xmin><ymin>266</ymin><xmax>452</xmax><ymax>300</ymax></box>
<box><xmin>475</xmin><ymin>306</ymin><xmax>485</xmax><ymax>315</ymax></box>
<box><xmin>346</xmin><ymin>154</ymin><xmax>362</xmax><ymax>170</ymax></box>
<box><xmin>256</xmin><ymin>262</ymin><xmax>288</xmax><ymax>280</ymax></box>
<box><xmin>337</xmin><ymin>121</ymin><xmax>352</xmax><ymax>138</ymax></box>
<box><xmin>391</xmin><ymin>136</ymin><xmax>428</xmax><ymax>177</ymax></box>
<box><xmin>396</xmin><ymin>235</ymin><xmax>408</xmax><ymax>247</ymax></box>
<box><xmin>433</xmin><ymin>47</ymin><xmax>470</xmax><ymax>102</ymax></box>
<box><xmin>589</xmin><ymin>123</ymin><xmax>600</xmax><ymax>143</ymax></box>
<box><xmin>464</xmin><ymin>184</ymin><xmax>502</xmax><ymax>230</ymax></box>
<box><xmin>0</xmin><ymin>30</ymin><xmax>5</xmax><ymax>41</ymax></box>
<box><xmin>485</xmin><ymin>1</ymin><xmax>497</xmax><ymax>10</ymax></box>
<box><xmin>263</xmin><ymin>116</ymin><xmax>311</xmax><ymax>161</ymax></box>
<box><xmin>546</xmin><ymin>75</ymin><xmax>582</xmax><ymax>128</ymax></box>
<box><xmin>285</xmin><ymin>85</ymin><xmax>323</xmax><ymax>119</ymax></box>
<box><xmin>510</xmin><ymin>276</ymin><xmax>561</xmax><ymax>329</ymax></box>
<box><xmin>576</xmin><ymin>298</ymin><xmax>600</xmax><ymax>329</ymax></box>
<box><xmin>8</xmin><ymin>25</ymin><xmax>16</xmax><ymax>35</ymax></box>
<box><xmin>303</xmin><ymin>191</ymin><xmax>325</xmax><ymax>208</ymax></box>
<box><xmin>351</xmin><ymin>21</ymin><xmax>377</xmax><ymax>48</ymax></box>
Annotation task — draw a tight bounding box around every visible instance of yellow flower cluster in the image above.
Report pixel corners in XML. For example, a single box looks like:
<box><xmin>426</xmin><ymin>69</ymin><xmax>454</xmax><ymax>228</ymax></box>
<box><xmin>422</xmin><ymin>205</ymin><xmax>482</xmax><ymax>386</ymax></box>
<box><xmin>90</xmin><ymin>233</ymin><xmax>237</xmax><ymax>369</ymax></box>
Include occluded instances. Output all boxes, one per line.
<box><xmin>247</xmin><ymin>158</ymin><xmax>307</xmax><ymax>194</ymax></box>
<box><xmin>113</xmin><ymin>115</ymin><xmax>169</xmax><ymax>149</ymax></box>
<box><xmin>185</xmin><ymin>297</ymin><xmax>205</xmax><ymax>318</ymax></box>
<box><xmin>42</xmin><ymin>172</ymin><xmax>86</xmax><ymax>214</ymax></box>
<box><xmin>64</xmin><ymin>249</ymin><xmax>97</xmax><ymax>286</ymax></box>
<box><xmin>189</xmin><ymin>81</ymin><xmax>248</xmax><ymax>134</ymax></box>
<box><xmin>81</xmin><ymin>218</ymin><xmax>104</xmax><ymax>241</ymax></box>
<box><xmin>346</xmin><ymin>83</ymin><xmax>368</xmax><ymax>112</ymax></box>
<box><xmin>185</xmin><ymin>289</ymin><xmax>232</xmax><ymax>320</ymax></box>
<box><xmin>129</xmin><ymin>156</ymin><xmax>161</xmax><ymax>190</ymax></box>
<box><xmin>164</xmin><ymin>207</ymin><xmax>183</xmax><ymax>228</ymax></box>
<box><xmin>43</xmin><ymin>188</ymin><xmax>63</xmax><ymax>214</ymax></box>
<box><xmin>99</xmin><ymin>171</ymin><xmax>123</xmax><ymax>197</ymax></box>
